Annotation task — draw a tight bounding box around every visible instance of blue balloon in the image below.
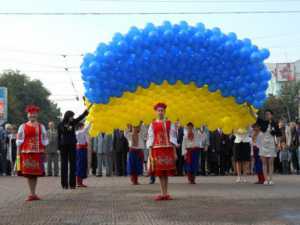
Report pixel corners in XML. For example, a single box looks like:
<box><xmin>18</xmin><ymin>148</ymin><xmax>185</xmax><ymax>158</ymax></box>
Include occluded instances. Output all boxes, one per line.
<box><xmin>112</xmin><ymin>32</ymin><xmax>123</xmax><ymax>44</ymax></box>
<box><xmin>235</xmin><ymin>96</ymin><xmax>244</xmax><ymax>104</ymax></box>
<box><xmin>179</xmin><ymin>21</ymin><xmax>189</xmax><ymax>30</ymax></box>
<box><xmin>82</xmin><ymin>21</ymin><xmax>271</xmax><ymax>108</ymax></box>
<box><xmin>260</xmin><ymin>48</ymin><xmax>270</xmax><ymax>60</ymax></box>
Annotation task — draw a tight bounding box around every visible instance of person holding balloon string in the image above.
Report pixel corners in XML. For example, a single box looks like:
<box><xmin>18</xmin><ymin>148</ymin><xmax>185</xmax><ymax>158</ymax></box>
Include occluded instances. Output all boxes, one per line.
<box><xmin>125</xmin><ymin>124</ymin><xmax>145</xmax><ymax>185</ymax></box>
<box><xmin>146</xmin><ymin>102</ymin><xmax>177</xmax><ymax>201</ymax></box>
<box><xmin>182</xmin><ymin>122</ymin><xmax>201</xmax><ymax>184</ymax></box>
<box><xmin>58</xmin><ymin>102</ymin><xmax>93</xmax><ymax>189</ymax></box>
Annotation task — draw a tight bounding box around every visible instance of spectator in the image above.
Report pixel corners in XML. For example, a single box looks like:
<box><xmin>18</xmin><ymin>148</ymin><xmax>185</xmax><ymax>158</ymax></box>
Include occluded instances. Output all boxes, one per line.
<box><xmin>208</xmin><ymin>129</ymin><xmax>229</xmax><ymax>176</ymax></box>
<box><xmin>175</xmin><ymin>120</ymin><xmax>184</xmax><ymax>176</ymax></box>
<box><xmin>286</xmin><ymin>122</ymin><xmax>299</xmax><ymax>174</ymax></box>
<box><xmin>103</xmin><ymin>133</ymin><xmax>113</xmax><ymax>177</ymax></box>
<box><xmin>58</xmin><ymin>108</ymin><xmax>89</xmax><ymax>189</ymax></box>
<box><xmin>7</xmin><ymin>125</ymin><xmax>17</xmax><ymax>176</ymax></box>
<box><xmin>46</xmin><ymin>121</ymin><xmax>59</xmax><ymax>176</ymax></box>
<box><xmin>94</xmin><ymin>133</ymin><xmax>105</xmax><ymax>177</ymax></box>
<box><xmin>90</xmin><ymin>137</ymin><xmax>97</xmax><ymax>176</ymax></box>
<box><xmin>233</xmin><ymin>128</ymin><xmax>251</xmax><ymax>183</ymax></box>
<box><xmin>114</xmin><ymin>129</ymin><xmax>129</xmax><ymax>176</ymax></box>
<box><xmin>198</xmin><ymin>125</ymin><xmax>209</xmax><ymax>176</ymax></box>
<box><xmin>0</xmin><ymin>124</ymin><xmax>8</xmax><ymax>176</ymax></box>
<box><xmin>279</xmin><ymin>139</ymin><xmax>291</xmax><ymax>175</ymax></box>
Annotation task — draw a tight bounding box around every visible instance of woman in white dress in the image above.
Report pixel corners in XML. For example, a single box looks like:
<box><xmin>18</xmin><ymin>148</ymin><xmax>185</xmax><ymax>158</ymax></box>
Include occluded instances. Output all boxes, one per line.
<box><xmin>256</xmin><ymin>109</ymin><xmax>281</xmax><ymax>185</ymax></box>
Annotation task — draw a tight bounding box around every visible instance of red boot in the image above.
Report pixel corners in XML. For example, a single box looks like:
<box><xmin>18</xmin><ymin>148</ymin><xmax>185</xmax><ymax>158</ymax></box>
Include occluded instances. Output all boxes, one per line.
<box><xmin>187</xmin><ymin>173</ymin><xmax>193</xmax><ymax>184</ymax></box>
<box><xmin>259</xmin><ymin>173</ymin><xmax>265</xmax><ymax>184</ymax></box>
<box><xmin>134</xmin><ymin>175</ymin><xmax>140</xmax><ymax>185</ymax></box>
<box><xmin>191</xmin><ymin>175</ymin><xmax>196</xmax><ymax>184</ymax></box>
<box><xmin>77</xmin><ymin>176</ymin><xmax>82</xmax><ymax>187</ymax></box>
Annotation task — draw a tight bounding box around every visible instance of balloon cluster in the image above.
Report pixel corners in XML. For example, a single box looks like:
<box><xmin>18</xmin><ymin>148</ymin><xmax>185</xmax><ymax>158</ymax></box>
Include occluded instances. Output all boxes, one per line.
<box><xmin>87</xmin><ymin>81</ymin><xmax>256</xmax><ymax>136</ymax></box>
<box><xmin>81</xmin><ymin>21</ymin><xmax>270</xmax><ymax>135</ymax></box>
<box><xmin>81</xmin><ymin>21</ymin><xmax>270</xmax><ymax>109</ymax></box>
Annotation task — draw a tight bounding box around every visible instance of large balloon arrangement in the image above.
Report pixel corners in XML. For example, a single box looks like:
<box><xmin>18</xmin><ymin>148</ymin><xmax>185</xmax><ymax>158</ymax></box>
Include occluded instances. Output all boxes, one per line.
<box><xmin>81</xmin><ymin>21</ymin><xmax>271</xmax><ymax>136</ymax></box>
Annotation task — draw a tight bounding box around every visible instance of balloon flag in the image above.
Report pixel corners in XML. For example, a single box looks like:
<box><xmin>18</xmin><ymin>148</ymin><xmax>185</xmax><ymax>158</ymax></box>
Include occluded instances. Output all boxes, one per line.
<box><xmin>81</xmin><ymin>21</ymin><xmax>271</xmax><ymax>136</ymax></box>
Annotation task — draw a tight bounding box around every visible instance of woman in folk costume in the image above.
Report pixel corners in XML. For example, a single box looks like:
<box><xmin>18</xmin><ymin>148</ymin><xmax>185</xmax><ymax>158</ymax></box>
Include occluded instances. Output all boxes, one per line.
<box><xmin>182</xmin><ymin>122</ymin><xmax>201</xmax><ymax>184</ymax></box>
<box><xmin>146</xmin><ymin>102</ymin><xmax>177</xmax><ymax>201</ymax></box>
<box><xmin>125</xmin><ymin>125</ymin><xmax>145</xmax><ymax>185</ymax></box>
<box><xmin>251</xmin><ymin>123</ymin><xmax>265</xmax><ymax>184</ymax></box>
<box><xmin>75</xmin><ymin>122</ymin><xmax>91</xmax><ymax>187</ymax></box>
<box><xmin>16</xmin><ymin>105</ymin><xmax>48</xmax><ymax>201</ymax></box>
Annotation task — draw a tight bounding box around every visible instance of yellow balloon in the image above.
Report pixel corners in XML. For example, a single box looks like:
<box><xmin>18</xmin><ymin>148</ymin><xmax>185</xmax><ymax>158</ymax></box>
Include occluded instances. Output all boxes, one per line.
<box><xmin>86</xmin><ymin>82</ymin><xmax>257</xmax><ymax>135</ymax></box>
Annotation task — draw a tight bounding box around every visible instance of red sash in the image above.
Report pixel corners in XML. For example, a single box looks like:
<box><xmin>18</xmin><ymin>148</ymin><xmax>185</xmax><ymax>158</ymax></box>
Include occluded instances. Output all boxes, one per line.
<box><xmin>76</xmin><ymin>143</ymin><xmax>88</xmax><ymax>150</ymax></box>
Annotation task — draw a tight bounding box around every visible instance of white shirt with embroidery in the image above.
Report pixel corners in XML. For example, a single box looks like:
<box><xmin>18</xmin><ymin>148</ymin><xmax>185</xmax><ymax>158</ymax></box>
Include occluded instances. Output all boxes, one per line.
<box><xmin>76</xmin><ymin>124</ymin><xmax>91</xmax><ymax>145</ymax></box>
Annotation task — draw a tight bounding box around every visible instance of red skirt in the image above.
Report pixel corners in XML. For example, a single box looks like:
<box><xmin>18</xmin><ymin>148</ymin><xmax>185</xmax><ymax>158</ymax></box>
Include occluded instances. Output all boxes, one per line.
<box><xmin>150</xmin><ymin>147</ymin><xmax>176</xmax><ymax>177</ymax></box>
<box><xmin>18</xmin><ymin>153</ymin><xmax>45</xmax><ymax>177</ymax></box>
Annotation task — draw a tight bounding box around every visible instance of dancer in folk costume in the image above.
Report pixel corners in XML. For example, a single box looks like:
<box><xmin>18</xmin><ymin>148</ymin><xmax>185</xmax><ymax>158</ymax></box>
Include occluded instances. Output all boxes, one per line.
<box><xmin>251</xmin><ymin>123</ymin><xmax>265</xmax><ymax>184</ymax></box>
<box><xmin>16</xmin><ymin>105</ymin><xmax>48</xmax><ymax>201</ymax></box>
<box><xmin>125</xmin><ymin>125</ymin><xmax>145</xmax><ymax>185</ymax></box>
<box><xmin>146</xmin><ymin>103</ymin><xmax>177</xmax><ymax>201</ymax></box>
<box><xmin>75</xmin><ymin>122</ymin><xmax>91</xmax><ymax>187</ymax></box>
<box><xmin>182</xmin><ymin>122</ymin><xmax>201</xmax><ymax>184</ymax></box>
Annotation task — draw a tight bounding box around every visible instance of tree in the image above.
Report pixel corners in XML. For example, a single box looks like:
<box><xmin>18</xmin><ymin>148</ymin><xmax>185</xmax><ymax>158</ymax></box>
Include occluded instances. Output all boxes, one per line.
<box><xmin>261</xmin><ymin>81</ymin><xmax>300</xmax><ymax>122</ymax></box>
<box><xmin>0</xmin><ymin>70</ymin><xmax>61</xmax><ymax>126</ymax></box>
<box><xmin>260</xmin><ymin>94</ymin><xmax>287</xmax><ymax>121</ymax></box>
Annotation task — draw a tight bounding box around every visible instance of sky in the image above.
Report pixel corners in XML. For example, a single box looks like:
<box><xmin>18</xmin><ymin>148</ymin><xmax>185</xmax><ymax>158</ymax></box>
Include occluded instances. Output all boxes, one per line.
<box><xmin>0</xmin><ymin>0</ymin><xmax>300</xmax><ymax>116</ymax></box>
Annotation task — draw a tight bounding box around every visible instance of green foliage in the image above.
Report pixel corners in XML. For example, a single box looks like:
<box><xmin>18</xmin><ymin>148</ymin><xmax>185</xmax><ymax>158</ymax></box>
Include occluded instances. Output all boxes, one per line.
<box><xmin>261</xmin><ymin>81</ymin><xmax>300</xmax><ymax>122</ymax></box>
<box><xmin>0</xmin><ymin>70</ymin><xmax>61</xmax><ymax>126</ymax></box>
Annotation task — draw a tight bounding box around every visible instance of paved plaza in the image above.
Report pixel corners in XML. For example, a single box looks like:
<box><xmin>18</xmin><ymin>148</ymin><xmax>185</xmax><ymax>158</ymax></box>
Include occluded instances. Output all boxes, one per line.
<box><xmin>0</xmin><ymin>175</ymin><xmax>300</xmax><ymax>225</ymax></box>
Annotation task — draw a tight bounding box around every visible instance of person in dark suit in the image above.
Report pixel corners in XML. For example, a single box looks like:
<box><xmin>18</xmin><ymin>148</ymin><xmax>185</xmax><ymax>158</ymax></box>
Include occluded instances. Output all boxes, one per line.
<box><xmin>175</xmin><ymin>121</ymin><xmax>184</xmax><ymax>176</ymax></box>
<box><xmin>208</xmin><ymin>129</ymin><xmax>229</xmax><ymax>175</ymax></box>
<box><xmin>113</xmin><ymin>129</ymin><xmax>129</xmax><ymax>176</ymax></box>
<box><xmin>58</xmin><ymin>108</ymin><xmax>89</xmax><ymax>189</ymax></box>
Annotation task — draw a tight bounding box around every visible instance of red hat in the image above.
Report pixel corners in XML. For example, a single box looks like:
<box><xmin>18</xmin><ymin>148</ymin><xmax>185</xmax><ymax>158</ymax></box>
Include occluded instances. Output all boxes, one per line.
<box><xmin>154</xmin><ymin>102</ymin><xmax>167</xmax><ymax>110</ymax></box>
<box><xmin>25</xmin><ymin>105</ymin><xmax>40</xmax><ymax>114</ymax></box>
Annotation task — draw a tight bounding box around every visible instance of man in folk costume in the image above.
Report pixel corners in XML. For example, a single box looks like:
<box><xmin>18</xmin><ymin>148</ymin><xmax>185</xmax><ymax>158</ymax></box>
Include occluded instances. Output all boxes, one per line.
<box><xmin>182</xmin><ymin>122</ymin><xmax>201</xmax><ymax>184</ymax></box>
<box><xmin>147</xmin><ymin>102</ymin><xmax>177</xmax><ymax>201</ymax></box>
<box><xmin>75</xmin><ymin>122</ymin><xmax>91</xmax><ymax>187</ymax></box>
<box><xmin>16</xmin><ymin>105</ymin><xmax>48</xmax><ymax>201</ymax></box>
<box><xmin>125</xmin><ymin>125</ymin><xmax>144</xmax><ymax>185</ymax></box>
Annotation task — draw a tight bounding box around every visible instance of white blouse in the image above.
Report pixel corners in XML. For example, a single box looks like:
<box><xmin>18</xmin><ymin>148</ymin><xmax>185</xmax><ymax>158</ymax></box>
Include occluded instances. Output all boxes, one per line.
<box><xmin>234</xmin><ymin>128</ymin><xmax>251</xmax><ymax>143</ymax></box>
<box><xmin>16</xmin><ymin>123</ymin><xmax>48</xmax><ymax>147</ymax></box>
<box><xmin>146</xmin><ymin>120</ymin><xmax>177</xmax><ymax>149</ymax></box>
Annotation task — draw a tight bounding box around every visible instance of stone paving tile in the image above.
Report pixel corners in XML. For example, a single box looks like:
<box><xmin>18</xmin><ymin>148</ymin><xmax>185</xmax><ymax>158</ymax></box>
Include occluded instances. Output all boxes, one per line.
<box><xmin>0</xmin><ymin>175</ymin><xmax>300</xmax><ymax>225</ymax></box>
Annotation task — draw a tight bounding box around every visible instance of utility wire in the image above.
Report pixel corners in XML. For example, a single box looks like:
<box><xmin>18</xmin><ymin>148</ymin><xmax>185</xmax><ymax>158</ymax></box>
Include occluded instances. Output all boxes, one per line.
<box><xmin>81</xmin><ymin>0</ymin><xmax>300</xmax><ymax>3</ymax></box>
<box><xmin>0</xmin><ymin>10</ymin><xmax>300</xmax><ymax>15</ymax></box>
